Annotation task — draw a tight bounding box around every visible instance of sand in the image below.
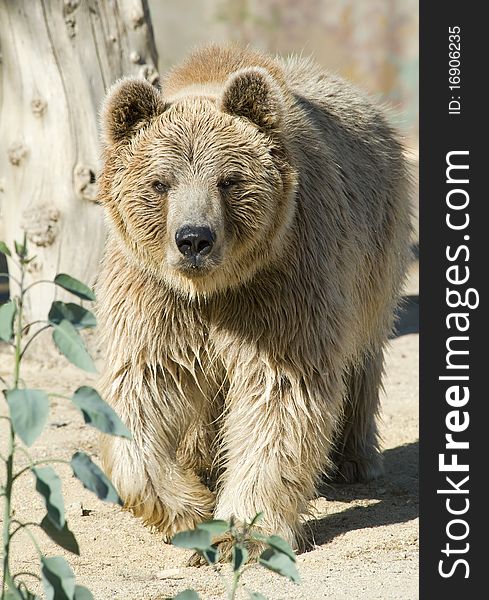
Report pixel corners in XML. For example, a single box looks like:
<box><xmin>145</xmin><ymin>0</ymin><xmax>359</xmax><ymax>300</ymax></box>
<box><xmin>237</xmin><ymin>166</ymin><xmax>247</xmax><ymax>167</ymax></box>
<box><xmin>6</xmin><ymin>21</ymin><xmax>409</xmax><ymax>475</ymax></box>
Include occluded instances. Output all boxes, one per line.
<box><xmin>0</xmin><ymin>265</ymin><xmax>418</xmax><ymax>600</ymax></box>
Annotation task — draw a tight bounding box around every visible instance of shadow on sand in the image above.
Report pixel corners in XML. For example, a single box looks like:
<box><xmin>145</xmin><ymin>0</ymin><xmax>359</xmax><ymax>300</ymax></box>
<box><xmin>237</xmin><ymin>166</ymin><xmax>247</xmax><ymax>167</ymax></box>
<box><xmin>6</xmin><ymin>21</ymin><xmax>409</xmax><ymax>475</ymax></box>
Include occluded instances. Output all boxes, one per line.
<box><xmin>391</xmin><ymin>295</ymin><xmax>419</xmax><ymax>338</ymax></box>
<box><xmin>306</xmin><ymin>441</ymin><xmax>419</xmax><ymax>548</ymax></box>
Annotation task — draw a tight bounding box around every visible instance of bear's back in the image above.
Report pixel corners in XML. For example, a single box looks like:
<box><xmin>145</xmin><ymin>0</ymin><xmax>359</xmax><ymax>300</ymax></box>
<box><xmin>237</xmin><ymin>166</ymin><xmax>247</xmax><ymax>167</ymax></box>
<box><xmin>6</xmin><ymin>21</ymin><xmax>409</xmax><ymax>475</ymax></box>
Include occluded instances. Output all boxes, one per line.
<box><xmin>280</xmin><ymin>55</ymin><xmax>408</xmax><ymax>224</ymax></box>
<box><xmin>163</xmin><ymin>44</ymin><xmax>289</xmax><ymax>98</ymax></box>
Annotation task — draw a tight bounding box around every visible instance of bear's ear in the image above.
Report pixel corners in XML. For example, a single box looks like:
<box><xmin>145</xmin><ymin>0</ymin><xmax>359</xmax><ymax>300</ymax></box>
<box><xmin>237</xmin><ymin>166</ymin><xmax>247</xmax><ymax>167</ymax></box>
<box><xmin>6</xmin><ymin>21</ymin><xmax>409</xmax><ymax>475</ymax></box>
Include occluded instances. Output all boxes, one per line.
<box><xmin>220</xmin><ymin>67</ymin><xmax>283</xmax><ymax>134</ymax></box>
<box><xmin>101</xmin><ymin>77</ymin><xmax>165</xmax><ymax>145</ymax></box>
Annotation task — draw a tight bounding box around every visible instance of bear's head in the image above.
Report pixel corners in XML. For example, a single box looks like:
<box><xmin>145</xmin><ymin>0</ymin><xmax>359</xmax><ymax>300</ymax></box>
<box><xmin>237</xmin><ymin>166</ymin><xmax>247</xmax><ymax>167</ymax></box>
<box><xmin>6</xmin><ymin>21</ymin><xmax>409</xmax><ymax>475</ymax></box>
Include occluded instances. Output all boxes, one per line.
<box><xmin>99</xmin><ymin>68</ymin><xmax>297</xmax><ymax>296</ymax></box>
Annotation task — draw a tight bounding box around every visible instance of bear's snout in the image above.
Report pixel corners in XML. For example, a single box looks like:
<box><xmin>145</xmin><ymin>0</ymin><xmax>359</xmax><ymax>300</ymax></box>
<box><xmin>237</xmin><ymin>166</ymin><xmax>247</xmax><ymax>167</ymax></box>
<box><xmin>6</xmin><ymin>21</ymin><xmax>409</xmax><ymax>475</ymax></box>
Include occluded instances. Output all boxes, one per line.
<box><xmin>175</xmin><ymin>225</ymin><xmax>216</xmax><ymax>265</ymax></box>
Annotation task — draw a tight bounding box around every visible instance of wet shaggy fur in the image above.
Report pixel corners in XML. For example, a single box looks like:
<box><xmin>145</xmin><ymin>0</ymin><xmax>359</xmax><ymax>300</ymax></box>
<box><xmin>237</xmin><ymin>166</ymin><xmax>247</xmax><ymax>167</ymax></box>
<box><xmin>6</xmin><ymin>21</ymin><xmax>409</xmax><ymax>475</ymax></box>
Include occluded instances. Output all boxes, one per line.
<box><xmin>97</xmin><ymin>45</ymin><xmax>411</xmax><ymax>557</ymax></box>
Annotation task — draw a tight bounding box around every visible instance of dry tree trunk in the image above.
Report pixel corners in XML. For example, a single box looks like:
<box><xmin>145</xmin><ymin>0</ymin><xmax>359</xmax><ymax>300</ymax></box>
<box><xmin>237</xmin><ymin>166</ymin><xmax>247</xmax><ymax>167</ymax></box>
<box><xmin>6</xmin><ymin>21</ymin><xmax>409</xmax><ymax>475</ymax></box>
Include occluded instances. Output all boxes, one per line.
<box><xmin>0</xmin><ymin>0</ymin><xmax>159</xmax><ymax>324</ymax></box>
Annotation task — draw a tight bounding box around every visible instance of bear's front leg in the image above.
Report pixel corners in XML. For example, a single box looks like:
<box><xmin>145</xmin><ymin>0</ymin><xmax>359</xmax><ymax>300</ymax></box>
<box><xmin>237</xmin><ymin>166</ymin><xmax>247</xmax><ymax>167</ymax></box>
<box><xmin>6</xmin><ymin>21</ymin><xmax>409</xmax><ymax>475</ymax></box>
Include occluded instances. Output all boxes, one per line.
<box><xmin>212</xmin><ymin>363</ymin><xmax>342</xmax><ymax>560</ymax></box>
<box><xmin>100</xmin><ymin>363</ymin><xmax>215</xmax><ymax>541</ymax></box>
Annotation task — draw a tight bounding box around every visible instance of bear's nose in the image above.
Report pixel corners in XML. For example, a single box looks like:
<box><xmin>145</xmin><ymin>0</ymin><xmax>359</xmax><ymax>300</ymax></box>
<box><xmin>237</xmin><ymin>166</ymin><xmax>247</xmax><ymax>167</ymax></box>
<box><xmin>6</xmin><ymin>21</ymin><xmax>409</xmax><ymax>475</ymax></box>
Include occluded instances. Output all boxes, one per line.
<box><xmin>175</xmin><ymin>225</ymin><xmax>215</xmax><ymax>258</ymax></box>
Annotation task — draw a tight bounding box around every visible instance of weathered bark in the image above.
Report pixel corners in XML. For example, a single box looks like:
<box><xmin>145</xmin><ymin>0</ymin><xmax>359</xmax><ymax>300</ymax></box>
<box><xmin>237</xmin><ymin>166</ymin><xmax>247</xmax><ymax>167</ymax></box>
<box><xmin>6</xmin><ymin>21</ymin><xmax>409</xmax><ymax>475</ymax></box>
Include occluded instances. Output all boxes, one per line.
<box><xmin>0</xmin><ymin>0</ymin><xmax>158</xmax><ymax>323</ymax></box>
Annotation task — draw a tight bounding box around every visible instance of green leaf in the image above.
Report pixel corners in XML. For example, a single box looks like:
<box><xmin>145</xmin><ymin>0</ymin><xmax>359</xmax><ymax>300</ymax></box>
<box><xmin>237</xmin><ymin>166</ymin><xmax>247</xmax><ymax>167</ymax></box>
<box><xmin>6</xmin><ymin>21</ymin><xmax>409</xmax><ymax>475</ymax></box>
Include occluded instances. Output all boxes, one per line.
<box><xmin>48</xmin><ymin>301</ymin><xmax>96</xmax><ymax>330</ymax></box>
<box><xmin>14</xmin><ymin>240</ymin><xmax>26</xmax><ymax>259</ymax></box>
<box><xmin>202</xmin><ymin>546</ymin><xmax>218</xmax><ymax>564</ymax></box>
<box><xmin>41</xmin><ymin>556</ymin><xmax>76</xmax><ymax>600</ymax></box>
<box><xmin>265</xmin><ymin>535</ymin><xmax>296</xmax><ymax>561</ymax></box>
<box><xmin>73</xmin><ymin>586</ymin><xmax>94</xmax><ymax>600</ymax></box>
<box><xmin>6</xmin><ymin>389</ymin><xmax>49</xmax><ymax>446</ymax></box>
<box><xmin>20</xmin><ymin>590</ymin><xmax>40</xmax><ymax>600</ymax></box>
<box><xmin>71</xmin><ymin>386</ymin><xmax>131</xmax><ymax>438</ymax></box>
<box><xmin>41</xmin><ymin>515</ymin><xmax>80</xmax><ymax>555</ymax></box>
<box><xmin>249</xmin><ymin>593</ymin><xmax>268</xmax><ymax>600</ymax></box>
<box><xmin>172</xmin><ymin>591</ymin><xmax>200</xmax><ymax>600</ymax></box>
<box><xmin>0</xmin><ymin>240</ymin><xmax>11</xmax><ymax>256</ymax></box>
<box><xmin>71</xmin><ymin>452</ymin><xmax>122</xmax><ymax>505</ymax></box>
<box><xmin>33</xmin><ymin>467</ymin><xmax>65</xmax><ymax>530</ymax></box>
<box><xmin>4</xmin><ymin>586</ymin><xmax>23</xmax><ymax>600</ymax></box>
<box><xmin>0</xmin><ymin>300</ymin><xmax>16</xmax><ymax>342</ymax></box>
<box><xmin>196</xmin><ymin>520</ymin><xmax>229</xmax><ymax>536</ymax></box>
<box><xmin>54</xmin><ymin>274</ymin><xmax>95</xmax><ymax>301</ymax></box>
<box><xmin>172</xmin><ymin>529</ymin><xmax>211</xmax><ymax>551</ymax></box>
<box><xmin>248</xmin><ymin>512</ymin><xmax>264</xmax><ymax>527</ymax></box>
<box><xmin>52</xmin><ymin>320</ymin><xmax>96</xmax><ymax>373</ymax></box>
<box><xmin>7</xmin><ymin>587</ymin><xmax>38</xmax><ymax>600</ymax></box>
<box><xmin>259</xmin><ymin>548</ymin><xmax>300</xmax><ymax>583</ymax></box>
<box><xmin>232</xmin><ymin>544</ymin><xmax>248</xmax><ymax>571</ymax></box>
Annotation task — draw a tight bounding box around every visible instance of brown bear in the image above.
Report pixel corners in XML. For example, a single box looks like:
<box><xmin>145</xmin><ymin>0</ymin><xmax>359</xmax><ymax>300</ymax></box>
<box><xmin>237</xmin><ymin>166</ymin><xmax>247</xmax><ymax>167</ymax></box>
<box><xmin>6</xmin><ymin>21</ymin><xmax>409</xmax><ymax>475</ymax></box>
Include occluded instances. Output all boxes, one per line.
<box><xmin>97</xmin><ymin>44</ymin><xmax>411</xmax><ymax>558</ymax></box>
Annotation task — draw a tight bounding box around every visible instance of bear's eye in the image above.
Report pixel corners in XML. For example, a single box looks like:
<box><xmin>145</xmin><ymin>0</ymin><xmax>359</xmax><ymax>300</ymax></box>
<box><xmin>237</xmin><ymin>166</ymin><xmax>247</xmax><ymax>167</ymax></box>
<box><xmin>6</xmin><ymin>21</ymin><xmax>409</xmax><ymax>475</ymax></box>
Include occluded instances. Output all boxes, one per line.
<box><xmin>152</xmin><ymin>180</ymin><xmax>170</xmax><ymax>194</ymax></box>
<box><xmin>218</xmin><ymin>178</ymin><xmax>238</xmax><ymax>190</ymax></box>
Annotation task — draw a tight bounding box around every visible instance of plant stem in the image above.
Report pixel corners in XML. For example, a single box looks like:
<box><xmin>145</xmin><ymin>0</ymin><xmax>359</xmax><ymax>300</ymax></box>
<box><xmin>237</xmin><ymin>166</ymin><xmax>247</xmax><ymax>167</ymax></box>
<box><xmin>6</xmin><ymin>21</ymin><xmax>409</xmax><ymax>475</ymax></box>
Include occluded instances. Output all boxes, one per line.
<box><xmin>21</xmin><ymin>319</ymin><xmax>47</xmax><ymax>334</ymax></box>
<box><xmin>9</xmin><ymin>521</ymin><xmax>40</xmax><ymax>540</ymax></box>
<box><xmin>229</xmin><ymin>569</ymin><xmax>241</xmax><ymax>600</ymax></box>
<box><xmin>14</xmin><ymin>259</ymin><xmax>25</xmax><ymax>390</ymax></box>
<box><xmin>13</xmin><ymin>458</ymin><xmax>70</xmax><ymax>483</ymax></box>
<box><xmin>14</xmin><ymin>253</ymin><xmax>27</xmax><ymax>388</ymax></box>
<box><xmin>1</xmin><ymin>244</ymin><xmax>26</xmax><ymax>599</ymax></box>
<box><xmin>22</xmin><ymin>279</ymin><xmax>55</xmax><ymax>295</ymax></box>
<box><xmin>20</xmin><ymin>324</ymin><xmax>52</xmax><ymax>359</ymax></box>
<box><xmin>9</xmin><ymin>523</ymin><xmax>42</xmax><ymax>558</ymax></box>
<box><xmin>1</xmin><ymin>423</ymin><xmax>14</xmax><ymax>597</ymax></box>
<box><xmin>47</xmin><ymin>393</ymin><xmax>71</xmax><ymax>401</ymax></box>
<box><xmin>212</xmin><ymin>565</ymin><xmax>231</xmax><ymax>598</ymax></box>
<box><xmin>12</xmin><ymin>571</ymin><xmax>41</xmax><ymax>582</ymax></box>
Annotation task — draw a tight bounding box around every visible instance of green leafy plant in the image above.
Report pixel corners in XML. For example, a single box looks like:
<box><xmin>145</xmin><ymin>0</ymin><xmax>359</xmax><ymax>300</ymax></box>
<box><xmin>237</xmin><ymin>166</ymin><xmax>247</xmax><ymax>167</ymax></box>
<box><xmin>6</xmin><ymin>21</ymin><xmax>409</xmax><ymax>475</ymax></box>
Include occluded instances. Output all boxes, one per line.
<box><xmin>171</xmin><ymin>514</ymin><xmax>300</xmax><ymax>600</ymax></box>
<box><xmin>0</xmin><ymin>237</ymin><xmax>130</xmax><ymax>600</ymax></box>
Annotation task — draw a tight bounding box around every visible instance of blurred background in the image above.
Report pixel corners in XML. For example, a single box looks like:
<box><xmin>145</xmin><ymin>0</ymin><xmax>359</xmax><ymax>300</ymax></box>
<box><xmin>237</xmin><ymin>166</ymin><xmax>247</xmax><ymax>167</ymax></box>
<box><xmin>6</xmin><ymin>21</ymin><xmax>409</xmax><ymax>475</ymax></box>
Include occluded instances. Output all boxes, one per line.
<box><xmin>149</xmin><ymin>0</ymin><xmax>419</xmax><ymax>148</ymax></box>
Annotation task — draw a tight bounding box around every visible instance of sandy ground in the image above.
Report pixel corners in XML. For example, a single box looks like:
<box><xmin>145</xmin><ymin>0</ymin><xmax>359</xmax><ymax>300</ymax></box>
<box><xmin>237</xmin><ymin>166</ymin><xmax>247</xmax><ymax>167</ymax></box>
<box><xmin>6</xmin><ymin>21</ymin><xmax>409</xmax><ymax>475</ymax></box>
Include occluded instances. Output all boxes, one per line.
<box><xmin>0</xmin><ymin>264</ymin><xmax>418</xmax><ymax>600</ymax></box>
